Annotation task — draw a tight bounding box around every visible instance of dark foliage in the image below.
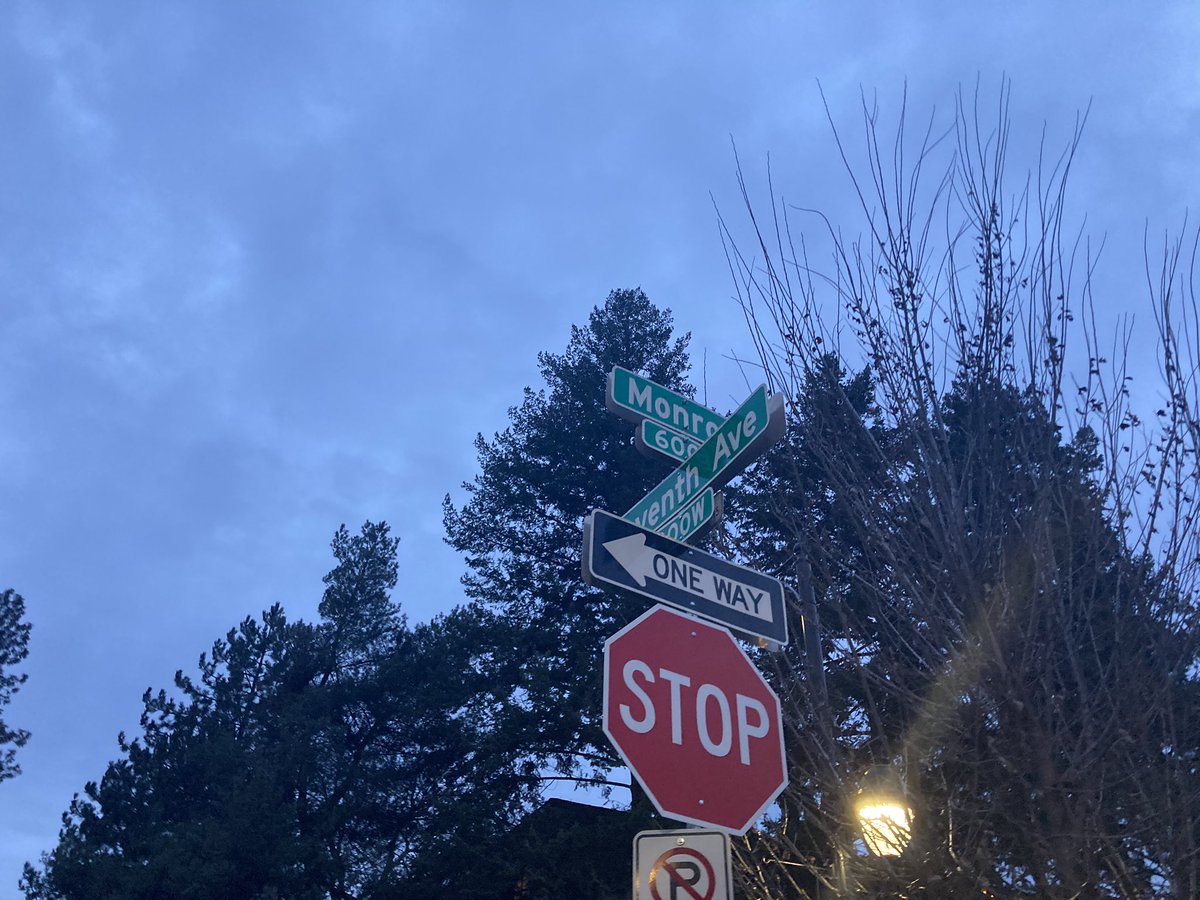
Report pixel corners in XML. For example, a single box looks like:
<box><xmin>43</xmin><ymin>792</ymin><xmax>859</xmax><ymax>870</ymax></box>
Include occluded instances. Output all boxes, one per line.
<box><xmin>720</xmin><ymin>85</ymin><xmax>1200</xmax><ymax>896</ymax></box>
<box><xmin>22</xmin><ymin>523</ymin><xmax>533</xmax><ymax>899</ymax></box>
<box><xmin>442</xmin><ymin>287</ymin><xmax>700</xmax><ymax>781</ymax></box>
<box><xmin>0</xmin><ymin>588</ymin><xmax>31</xmax><ymax>783</ymax></box>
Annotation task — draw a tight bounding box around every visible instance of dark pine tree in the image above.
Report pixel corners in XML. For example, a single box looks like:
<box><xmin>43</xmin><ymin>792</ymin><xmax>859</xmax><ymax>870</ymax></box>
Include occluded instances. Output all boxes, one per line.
<box><xmin>0</xmin><ymin>588</ymin><xmax>31</xmax><ymax>783</ymax></box>
<box><xmin>22</xmin><ymin>523</ymin><xmax>528</xmax><ymax>900</ymax></box>
<box><xmin>442</xmin><ymin>287</ymin><xmax>701</xmax><ymax>785</ymax></box>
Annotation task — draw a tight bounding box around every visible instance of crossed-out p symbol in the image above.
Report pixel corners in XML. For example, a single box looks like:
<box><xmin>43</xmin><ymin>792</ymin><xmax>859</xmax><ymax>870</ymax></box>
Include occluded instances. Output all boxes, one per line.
<box><xmin>649</xmin><ymin>847</ymin><xmax>716</xmax><ymax>900</ymax></box>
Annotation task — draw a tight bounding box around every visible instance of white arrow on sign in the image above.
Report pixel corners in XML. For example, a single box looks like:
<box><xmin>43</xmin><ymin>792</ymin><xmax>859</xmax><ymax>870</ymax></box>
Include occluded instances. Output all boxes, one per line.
<box><xmin>603</xmin><ymin>533</ymin><xmax>775</xmax><ymax>625</ymax></box>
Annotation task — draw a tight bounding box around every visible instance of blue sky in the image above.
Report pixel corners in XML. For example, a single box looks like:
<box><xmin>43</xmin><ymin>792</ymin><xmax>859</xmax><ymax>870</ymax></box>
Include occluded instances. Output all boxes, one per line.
<box><xmin>2</xmin><ymin>2</ymin><xmax>1198</xmax><ymax>892</ymax></box>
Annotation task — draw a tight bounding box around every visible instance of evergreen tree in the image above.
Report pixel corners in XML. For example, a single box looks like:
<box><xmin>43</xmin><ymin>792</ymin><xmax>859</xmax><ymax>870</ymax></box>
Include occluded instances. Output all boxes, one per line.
<box><xmin>319</xmin><ymin>521</ymin><xmax>403</xmax><ymax>676</ymax></box>
<box><xmin>442</xmin><ymin>288</ymin><xmax>698</xmax><ymax>781</ymax></box>
<box><xmin>22</xmin><ymin>523</ymin><xmax>527</xmax><ymax>899</ymax></box>
<box><xmin>0</xmin><ymin>588</ymin><xmax>31</xmax><ymax>783</ymax></box>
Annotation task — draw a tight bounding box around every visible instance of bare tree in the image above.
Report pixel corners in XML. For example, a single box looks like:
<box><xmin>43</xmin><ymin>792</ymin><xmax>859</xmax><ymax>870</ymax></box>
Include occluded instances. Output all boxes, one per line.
<box><xmin>718</xmin><ymin>83</ymin><xmax>1200</xmax><ymax>898</ymax></box>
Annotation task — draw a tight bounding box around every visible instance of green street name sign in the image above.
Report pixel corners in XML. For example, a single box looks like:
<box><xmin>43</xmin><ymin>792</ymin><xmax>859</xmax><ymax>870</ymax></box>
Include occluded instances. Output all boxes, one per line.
<box><xmin>607</xmin><ymin>366</ymin><xmax>725</xmax><ymax>442</ymax></box>
<box><xmin>624</xmin><ymin>385</ymin><xmax>784</xmax><ymax>532</ymax></box>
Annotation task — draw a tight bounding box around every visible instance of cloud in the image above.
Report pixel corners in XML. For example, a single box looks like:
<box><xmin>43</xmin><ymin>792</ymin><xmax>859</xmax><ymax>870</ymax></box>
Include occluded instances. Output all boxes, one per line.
<box><xmin>12</xmin><ymin>4</ymin><xmax>113</xmax><ymax>149</ymax></box>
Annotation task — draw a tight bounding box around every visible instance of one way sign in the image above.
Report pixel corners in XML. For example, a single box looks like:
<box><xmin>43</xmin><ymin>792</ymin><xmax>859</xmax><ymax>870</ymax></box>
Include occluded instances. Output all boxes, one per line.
<box><xmin>583</xmin><ymin>509</ymin><xmax>787</xmax><ymax>645</ymax></box>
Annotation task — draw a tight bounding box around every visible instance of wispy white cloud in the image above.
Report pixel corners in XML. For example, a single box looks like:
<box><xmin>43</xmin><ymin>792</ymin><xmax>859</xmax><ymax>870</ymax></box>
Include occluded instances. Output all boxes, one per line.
<box><xmin>14</xmin><ymin>4</ymin><xmax>113</xmax><ymax>149</ymax></box>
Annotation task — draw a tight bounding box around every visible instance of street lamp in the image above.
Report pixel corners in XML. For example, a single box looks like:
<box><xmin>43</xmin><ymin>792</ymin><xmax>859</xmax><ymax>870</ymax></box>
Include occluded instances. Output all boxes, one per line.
<box><xmin>853</xmin><ymin>765</ymin><xmax>914</xmax><ymax>857</ymax></box>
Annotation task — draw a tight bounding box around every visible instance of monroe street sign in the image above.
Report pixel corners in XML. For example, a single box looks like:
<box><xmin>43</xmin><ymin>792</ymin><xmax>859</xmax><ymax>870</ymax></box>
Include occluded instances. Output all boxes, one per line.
<box><xmin>583</xmin><ymin>509</ymin><xmax>787</xmax><ymax>644</ymax></box>
<box><xmin>607</xmin><ymin>366</ymin><xmax>725</xmax><ymax>443</ymax></box>
<box><xmin>607</xmin><ymin>367</ymin><xmax>729</xmax><ymax>471</ymax></box>
<box><xmin>603</xmin><ymin>605</ymin><xmax>787</xmax><ymax>834</ymax></box>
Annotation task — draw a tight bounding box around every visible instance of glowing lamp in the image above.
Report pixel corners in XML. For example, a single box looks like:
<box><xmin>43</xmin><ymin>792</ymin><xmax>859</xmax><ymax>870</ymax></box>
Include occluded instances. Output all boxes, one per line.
<box><xmin>854</xmin><ymin>766</ymin><xmax>913</xmax><ymax>856</ymax></box>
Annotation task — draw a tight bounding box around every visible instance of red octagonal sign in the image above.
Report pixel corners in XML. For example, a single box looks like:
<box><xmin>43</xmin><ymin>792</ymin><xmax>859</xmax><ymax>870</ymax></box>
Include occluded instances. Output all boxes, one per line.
<box><xmin>603</xmin><ymin>604</ymin><xmax>787</xmax><ymax>834</ymax></box>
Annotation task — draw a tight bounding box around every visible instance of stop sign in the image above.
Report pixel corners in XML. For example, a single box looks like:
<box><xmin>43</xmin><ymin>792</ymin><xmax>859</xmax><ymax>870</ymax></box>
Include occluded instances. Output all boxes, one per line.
<box><xmin>603</xmin><ymin>604</ymin><xmax>787</xmax><ymax>834</ymax></box>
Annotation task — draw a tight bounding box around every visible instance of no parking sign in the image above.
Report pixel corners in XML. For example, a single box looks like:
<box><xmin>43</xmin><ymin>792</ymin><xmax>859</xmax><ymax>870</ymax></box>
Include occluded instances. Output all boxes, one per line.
<box><xmin>633</xmin><ymin>829</ymin><xmax>732</xmax><ymax>900</ymax></box>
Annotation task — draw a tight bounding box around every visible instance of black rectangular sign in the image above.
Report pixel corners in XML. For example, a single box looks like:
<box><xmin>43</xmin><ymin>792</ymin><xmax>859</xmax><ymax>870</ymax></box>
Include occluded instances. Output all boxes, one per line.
<box><xmin>583</xmin><ymin>508</ymin><xmax>787</xmax><ymax>645</ymax></box>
